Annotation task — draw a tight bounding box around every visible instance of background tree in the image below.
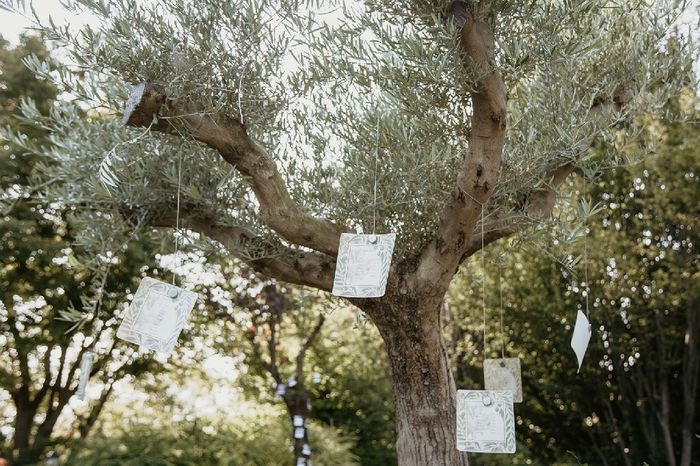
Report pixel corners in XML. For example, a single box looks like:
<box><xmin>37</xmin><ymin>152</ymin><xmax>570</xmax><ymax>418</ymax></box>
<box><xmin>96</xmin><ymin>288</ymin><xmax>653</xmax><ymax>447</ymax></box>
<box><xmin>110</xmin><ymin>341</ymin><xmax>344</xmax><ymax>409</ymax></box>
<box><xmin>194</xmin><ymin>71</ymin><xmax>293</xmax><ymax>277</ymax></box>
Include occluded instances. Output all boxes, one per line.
<box><xmin>449</xmin><ymin>106</ymin><xmax>699</xmax><ymax>465</ymax></box>
<box><xmin>1</xmin><ymin>1</ymin><xmax>695</xmax><ymax>464</ymax></box>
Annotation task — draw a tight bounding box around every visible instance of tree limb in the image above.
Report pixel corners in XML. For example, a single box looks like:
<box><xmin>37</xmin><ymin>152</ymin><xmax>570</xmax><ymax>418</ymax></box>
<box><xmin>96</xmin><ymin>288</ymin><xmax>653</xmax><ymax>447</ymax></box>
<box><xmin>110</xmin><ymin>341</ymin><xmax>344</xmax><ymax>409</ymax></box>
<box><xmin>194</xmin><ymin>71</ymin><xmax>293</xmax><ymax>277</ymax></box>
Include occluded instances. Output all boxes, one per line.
<box><xmin>123</xmin><ymin>81</ymin><xmax>349</xmax><ymax>257</ymax></box>
<box><xmin>414</xmin><ymin>4</ymin><xmax>506</xmax><ymax>296</ymax></box>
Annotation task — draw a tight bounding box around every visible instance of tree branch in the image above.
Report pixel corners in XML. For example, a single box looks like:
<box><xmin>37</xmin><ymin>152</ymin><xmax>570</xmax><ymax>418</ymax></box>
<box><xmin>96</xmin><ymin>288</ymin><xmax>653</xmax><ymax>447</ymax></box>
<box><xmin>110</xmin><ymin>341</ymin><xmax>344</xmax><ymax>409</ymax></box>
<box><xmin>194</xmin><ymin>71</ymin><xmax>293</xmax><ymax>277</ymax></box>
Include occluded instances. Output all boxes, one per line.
<box><xmin>414</xmin><ymin>4</ymin><xmax>506</xmax><ymax>296</ymax></box>
<box><xmin>123</xmin><ymin>81</ymin><xmax>349</xmax><ymax>257</ymax></box>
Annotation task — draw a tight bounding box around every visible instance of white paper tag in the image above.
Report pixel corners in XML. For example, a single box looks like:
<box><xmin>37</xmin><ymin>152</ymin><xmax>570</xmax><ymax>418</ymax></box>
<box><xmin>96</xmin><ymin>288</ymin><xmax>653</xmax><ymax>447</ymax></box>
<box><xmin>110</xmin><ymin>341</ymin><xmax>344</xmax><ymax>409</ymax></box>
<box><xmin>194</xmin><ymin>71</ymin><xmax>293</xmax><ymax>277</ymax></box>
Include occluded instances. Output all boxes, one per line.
<box><xmin>332</xmin><ymin>233</ymin><xmax>396</xmax><ymax>298</ymax></box>
<box><xmin>293</xmin><ymin>415</ymin><xmax>304</xmax><ymax>427</ymax></box>
<box><xmin>76</xmin><ymin>351</ymin><xmax>97</xmax><ymax>400</ymax></box>
<box><xmin>302</xmin><ymin>443</ymin><xmax>311</xmax><ymax>455</ymax></box>
<box><xmin>570</xmin><ymin>310</ymin><xmax>592</xmax><ymax>373</ymax></box>
<box><xmin>275</xmin><ymin>384</ymin><xmax>286</xmax><ymax>396</ymax></box>
<box><xmin>296</xmin><ymin>458</ymin><xmax>306</xmax><ymax>466</ymax></box>
<box><xmin>294</xmin><ymin>427</ymin><xmax>305</xmax><ymax>439</ymax></box>
<box><xmin>456</xmin><ymin>390</ymin><xmax>516</xmax><ymax>453</ymax></box>
<box><xmin>288</xmin><ymin>375</ymin><xmax>297</xmax><ymax>388</ymax></box>
<box><xmin>117</xmin><ymin>277</ymin><xmax>198</xmax><ymax>354</ymax></box>
<box><xmin>484</xmin><ymin>358</ymin><xmax>523</xmax><ymax>403</ymax></box>
<box><xmin>312</xmin><ymin>372</ymin><xmax>321</xmax><ymax>384</ymax></box>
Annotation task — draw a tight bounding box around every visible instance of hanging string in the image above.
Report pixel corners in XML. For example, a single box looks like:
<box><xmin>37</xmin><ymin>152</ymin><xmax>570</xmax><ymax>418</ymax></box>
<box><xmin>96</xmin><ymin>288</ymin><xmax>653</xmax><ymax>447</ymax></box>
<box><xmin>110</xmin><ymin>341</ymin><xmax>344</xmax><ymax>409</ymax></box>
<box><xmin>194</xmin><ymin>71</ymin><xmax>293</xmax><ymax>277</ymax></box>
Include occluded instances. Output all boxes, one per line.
<box><xmin>583</xmin><ymin>175</ymin><xmax>590</xmax><ymax>319</ymax></box>
<box><xmin>498</xmin><ymin>261</ymin><xmax>505</xmax><ymax>359</ymax></box>
<box><xmin>173</xmin><ymin>153</ymin><xmax>183</xmax><ymax>285</ymax></box>
<box><xmin>372</xmin><ymin>111</ymin><xmax>380</xmax><ymax>235</ymax></box>
<box><xmin>481</xmin><ymin>204</ymin><xmax>487</xmax><ymax>358</ymax></box>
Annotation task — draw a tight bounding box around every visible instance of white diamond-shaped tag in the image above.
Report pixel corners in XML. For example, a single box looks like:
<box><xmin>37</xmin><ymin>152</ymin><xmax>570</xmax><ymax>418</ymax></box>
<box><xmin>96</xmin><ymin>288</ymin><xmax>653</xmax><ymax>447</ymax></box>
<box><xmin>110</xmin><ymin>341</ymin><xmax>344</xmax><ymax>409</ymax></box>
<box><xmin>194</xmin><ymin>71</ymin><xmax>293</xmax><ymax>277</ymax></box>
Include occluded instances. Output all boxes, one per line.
<box><xmin>484</xmin><ymin>358</ymin><xmax>523</xmax><ymax>403</ymax></box>
<box><xmin>571</xmin><ymin>310</ymin><xmax>592</xmax><ymax>373</ymax></box>
<box><xmin>117</xmin><ymin>277</ymin><xmax>197</xmax><ymax>354</ymax></box>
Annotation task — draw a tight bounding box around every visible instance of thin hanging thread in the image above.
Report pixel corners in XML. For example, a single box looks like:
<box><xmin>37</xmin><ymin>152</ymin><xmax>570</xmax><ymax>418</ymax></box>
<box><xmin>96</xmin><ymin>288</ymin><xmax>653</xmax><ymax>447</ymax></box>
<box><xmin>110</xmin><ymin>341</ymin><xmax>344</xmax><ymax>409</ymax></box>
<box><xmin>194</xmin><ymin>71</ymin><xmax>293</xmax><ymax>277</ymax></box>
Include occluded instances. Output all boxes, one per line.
<box><xmin>583</xmin><ymin>175</ymin><xmax>590</xmax><ymax>319</ymax></box>
<box><xmin>481</xmin><ymin>204</ymin><xmax>487</xmax><ymax>358</ymax></box>
<box><xmin>372</xmin><ymin>113</ymin><xmax>380</xmax><ymax>235</ymax></box>
<box><xmin>173</xmin><ymin>153</ymin><xmax>183</xmax><ymax>285</ymax></box>
<box><xmin>499</xmin><ymin>262</ymin><xmax>505</xmax><ymax>359</ymax></box>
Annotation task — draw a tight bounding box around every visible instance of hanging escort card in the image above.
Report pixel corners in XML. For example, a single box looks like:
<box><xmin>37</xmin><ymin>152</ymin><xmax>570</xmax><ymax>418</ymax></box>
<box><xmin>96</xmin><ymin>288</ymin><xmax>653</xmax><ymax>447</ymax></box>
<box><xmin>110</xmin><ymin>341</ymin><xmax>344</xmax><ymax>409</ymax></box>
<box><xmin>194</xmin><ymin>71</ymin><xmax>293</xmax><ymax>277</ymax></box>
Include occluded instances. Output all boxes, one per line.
<box><xmin>302</xmin><ymin>443</ymin><xmax>311</xmax><ymax>456</ymax></box>
<box><xmin>332</xmin><ymin>233</ymin><xmax>396</xmax><ymax>298</ymax></box>
<box><xmin>571</xmin><ymin>310</ymin><xmax>592</xmax><ymax>373</ymax></box>
<box><xmin>76</xmin><ymin>351</ymin><xmax>97</xmax><ymax>401</ymax></box>
<box><xmin>288</xmin><ymin>375</ymin><xmax>297</xmax><ymax>388</ymax></box>
<box><xmin>275</xmin><ymin>384</ymin><xmax>286</xmax><ymax>396</ymax></box>
<box><xmin>312</xmin><ymin>372</ymin><xmax>321</xmax><ymax>384</ymax></box>
<box><xmin>293</xmin><ymin>415</ymin><xmax>304</xmax><ymax>427</ymax></box>
<box><xmin>483</xmin><ymin>358</ymin><xmax>523</xmax><ymax>403</ymax></box>
<box><xmin>296</xmin><ymin>458</ymin><xmax>306</xmax><ymax>466</ymax></box>
<box><xmin>294</xmin><ymin>427</ymin><xmax>305</xmax><ymax>439</ymax></box>
<box><xmin>456</xmin><ymin>390</ymin><xmax>516</xmax><ymax>454</ymax></box>
<box><xmin>117</xmin><ymin>277</ymin><xmax>198</xmax><ymax>354</ymax></box>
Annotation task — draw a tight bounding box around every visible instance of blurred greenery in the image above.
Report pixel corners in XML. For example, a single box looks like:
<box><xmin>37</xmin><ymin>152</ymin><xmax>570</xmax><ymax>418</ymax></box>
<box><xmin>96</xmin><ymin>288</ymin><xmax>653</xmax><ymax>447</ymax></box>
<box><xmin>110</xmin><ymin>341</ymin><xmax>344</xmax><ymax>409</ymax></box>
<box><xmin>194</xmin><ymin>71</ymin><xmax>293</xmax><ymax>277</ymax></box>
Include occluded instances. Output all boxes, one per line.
<box><xmin>449</xmin><ymin>105</ymin><xmax>700</xmax><ymax>465</ymax></box>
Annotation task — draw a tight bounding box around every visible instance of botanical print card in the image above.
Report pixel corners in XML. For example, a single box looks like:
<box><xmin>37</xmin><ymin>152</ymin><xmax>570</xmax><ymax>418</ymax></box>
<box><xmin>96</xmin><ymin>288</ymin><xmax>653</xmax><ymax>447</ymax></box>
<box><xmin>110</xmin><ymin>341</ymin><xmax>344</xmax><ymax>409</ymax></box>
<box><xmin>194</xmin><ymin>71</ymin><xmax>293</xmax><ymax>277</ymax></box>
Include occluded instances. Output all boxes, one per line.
<box><xmin>117</xmin><ymin>277</ymin><xmax>198</xmax><ymax>354</ymax></box>
<box><xmin>456</xmin><ymin>390</ymin><xmax>516</xmax><ymax>453</ymax></box>
<box><xmin>332</xmin><ymin>233</ymin><xmax>396</xmax><ymax>298</ymax></box>
<box><xmin>484</xmin><ymin>358</ymin><xmax>523</xmax><ymax>403</ymax></box>
<box><xmin>571</xmin><ymin>310</ymin><xmax>592</xmax><ymax>373</ymax></box>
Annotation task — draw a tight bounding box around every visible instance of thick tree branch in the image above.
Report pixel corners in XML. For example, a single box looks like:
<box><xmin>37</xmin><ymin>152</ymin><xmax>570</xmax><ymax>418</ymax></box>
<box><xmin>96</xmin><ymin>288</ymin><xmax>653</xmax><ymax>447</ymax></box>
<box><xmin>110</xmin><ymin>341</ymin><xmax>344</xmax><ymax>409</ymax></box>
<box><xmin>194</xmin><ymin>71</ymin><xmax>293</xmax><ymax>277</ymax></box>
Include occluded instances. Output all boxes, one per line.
<box><xmin>414</xmin><ymin>4</ymin><xmax>506</xmax><ymax>297</ymax></box>
<box><xmin>124</xmin><ymin>81</ymin><xmax>349</xmax><ymax>257</ymax></box>
<box><xmin>460</xmin><ymin>162</ymin><xmax>577</xmax><ymax>257</ymax></box>
<box><xmin>296</xmin><ymin>314</ymin><xmax>325</xmax><ymax>381</ymax></box>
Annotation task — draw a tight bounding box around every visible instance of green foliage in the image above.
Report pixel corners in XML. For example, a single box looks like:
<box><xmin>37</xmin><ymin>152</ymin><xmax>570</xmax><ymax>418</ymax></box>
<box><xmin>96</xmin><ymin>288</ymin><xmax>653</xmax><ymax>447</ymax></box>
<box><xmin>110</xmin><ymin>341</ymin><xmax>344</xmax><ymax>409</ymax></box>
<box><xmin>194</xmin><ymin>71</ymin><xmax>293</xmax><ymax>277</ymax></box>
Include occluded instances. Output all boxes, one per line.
<box><xmin>70</xmin><ymin>411</ymin><xmax>359</xmax><ymax>466</ymax></box>
<box><xmin>1</xmin><ymin>0</ymin><xmax>694</xmax><ymax>262</ymax></box>
<box><xmin>448</xmin><ymin>107</ymin><xmax>700</xmax><ymax>464</ymax></box>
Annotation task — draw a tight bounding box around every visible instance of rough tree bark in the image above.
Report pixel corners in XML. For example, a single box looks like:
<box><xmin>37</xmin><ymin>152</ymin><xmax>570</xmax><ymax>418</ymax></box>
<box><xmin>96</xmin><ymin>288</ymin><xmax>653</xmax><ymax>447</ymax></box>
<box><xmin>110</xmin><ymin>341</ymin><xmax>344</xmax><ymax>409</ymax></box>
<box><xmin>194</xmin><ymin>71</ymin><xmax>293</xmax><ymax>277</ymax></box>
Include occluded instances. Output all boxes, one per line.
<box><xmin>121</xmin><ymin>3</ymin><xmax>589</xmax><ymax>464</ymax></box>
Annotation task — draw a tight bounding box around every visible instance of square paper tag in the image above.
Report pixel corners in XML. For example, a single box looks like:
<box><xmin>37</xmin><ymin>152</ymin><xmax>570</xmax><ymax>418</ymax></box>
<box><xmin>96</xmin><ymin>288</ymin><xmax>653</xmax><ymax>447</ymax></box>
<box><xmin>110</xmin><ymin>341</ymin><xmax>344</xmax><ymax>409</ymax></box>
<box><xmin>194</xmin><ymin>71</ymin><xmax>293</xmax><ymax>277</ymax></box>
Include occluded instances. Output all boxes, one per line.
<box><xmin>571</xmin><ymin>310</ymin><xmax>592</xmax><ymax>373</ymax></box>
<box><xmin>117</xmin><ymin>277</ymin><xmax>197</xmax><ymax>354</ymax></box>
<box><xmin>484</xmin><ymin>358</ymin><xmax>523</xmax><ymax>403</ymax></box>
<box><xmin>332</xmin><ymin>233</ymin><xmax>396</xmax><ymax>298</ymax></box>
<box><xmin>456</xmin><ymin>390</ymin><xmax>516</xmax><ymax>453</ymax></box>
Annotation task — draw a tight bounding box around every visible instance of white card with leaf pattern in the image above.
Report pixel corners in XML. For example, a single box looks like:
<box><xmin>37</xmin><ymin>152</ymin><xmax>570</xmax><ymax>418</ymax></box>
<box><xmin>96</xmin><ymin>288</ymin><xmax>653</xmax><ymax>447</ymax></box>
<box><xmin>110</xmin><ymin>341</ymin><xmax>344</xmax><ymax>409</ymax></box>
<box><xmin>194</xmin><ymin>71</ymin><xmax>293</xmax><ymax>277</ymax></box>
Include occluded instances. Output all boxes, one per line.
<box><xmin>484</xmin><ymin>358</ymin><xmax>523</xmax><ymax>403</ymax></box>
<box><xmin>332</xmin><ymin>233</ymin><xmax>396</xmax><ymax>298</ymax></box>
<box><xmin>456</xmin><ymin>389</ymin><xmax>516</xmax><ymax>453</ymax></box>
<box><xmin>117</xmin><ymin>277</ymin><xmax>197</xmax><ymax>354</ymax></box>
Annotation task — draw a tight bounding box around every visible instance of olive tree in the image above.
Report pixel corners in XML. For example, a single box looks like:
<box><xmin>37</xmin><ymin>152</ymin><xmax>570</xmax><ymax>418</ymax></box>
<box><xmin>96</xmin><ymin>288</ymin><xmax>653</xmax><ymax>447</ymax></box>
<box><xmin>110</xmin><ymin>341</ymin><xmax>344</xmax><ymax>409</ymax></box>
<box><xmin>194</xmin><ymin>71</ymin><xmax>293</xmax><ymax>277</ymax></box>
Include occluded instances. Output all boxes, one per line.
<box><xmin>1</xmin><ymin>0</ymin><xmax>695</xmax><ymax>464</ymax></box>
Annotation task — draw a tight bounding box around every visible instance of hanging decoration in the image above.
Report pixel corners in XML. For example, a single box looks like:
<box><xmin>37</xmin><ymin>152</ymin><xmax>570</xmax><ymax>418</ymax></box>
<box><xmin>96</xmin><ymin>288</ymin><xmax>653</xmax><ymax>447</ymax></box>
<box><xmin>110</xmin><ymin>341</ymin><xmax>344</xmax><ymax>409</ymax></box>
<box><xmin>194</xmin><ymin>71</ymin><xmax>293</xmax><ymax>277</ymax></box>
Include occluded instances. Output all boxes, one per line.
<box><xmin>571</xmin><ymin>310</ymin><xmax>592</xmax><ymax>372</ymax></box>
<box><xmin>571</xmin><ymin>176</ymin><xmax>593</xmax><ymax>372</ymax></box>
<box><xmin>296</xmin><ymin>458</ymin><xmax>306</xmax><ymax>466</ymax></box>
<box><xmin>456</xmin><ymin>390</ymin><xmax>516</xmax><ymax>453</ymax></box>
<box><xmin>483</xmin><ymin>259</ymin><xmax>523</xmax><ymax>402</ymax></box>
<box><xmin>275</xmin><ymin>384</ymin><xmax>286</xmax><ymax>397</ymax></box>
<box><xmin>302</xmin><ymin>444</ymin><xmax>311</xmax><ymax>456</ymax></box>
<box><xmin>293</xmin><ymin>415</ymin><xmax>304</xmax><ymax>427</ymax></box>
<box><xmin>117</xmin><ymin>277</ymin><xmax>197</xmax><ymax>354</ymax></box>
<box><xmin>76</xmin><ymin>351</ymin><xmax>97</xmax><ymax>400</ymax></box>
<box><xmin>312</xmin><ymin>372</ymin><xmax>321</xmax><ymax>384</ymax></box>
<box><xmin>332</xmin><ymin>109</ymin><xmax>396</xmax><ymax>298</ymax></box>
<box><xmin>294</xmin><ymin>427</ymin><xmax>305</xmax><ymax>439</ymax></box>
<box><xmin>483</xmin><ymin>358</ymin><xmax>522</xmax><ymax>403</ymax></box>
<box><xmin>116</xmin><ymin>153</ymin><xmax>198</xmax><ymax>354</ymax></box>
<box><xmin>288</xmin><ymin>375</ymin><xmax>298</xmax><ymax>388</ymax></box>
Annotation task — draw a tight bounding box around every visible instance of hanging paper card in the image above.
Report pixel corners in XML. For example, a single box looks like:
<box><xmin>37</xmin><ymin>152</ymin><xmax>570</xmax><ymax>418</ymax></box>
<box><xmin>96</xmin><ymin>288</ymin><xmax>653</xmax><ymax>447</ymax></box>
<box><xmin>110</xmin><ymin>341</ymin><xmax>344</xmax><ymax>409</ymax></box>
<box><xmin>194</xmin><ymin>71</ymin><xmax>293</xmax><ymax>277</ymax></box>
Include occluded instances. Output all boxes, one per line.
<box><xmin>117</xmin><ymin>277</ymin><xmax>197</xmax><ymax>354</ymax></box>
<box><xmin>293</xmin><ymin>415</ymin><xmax>304</xmax><ymax>427</ymax></box>
<box><xmin>288</xmin><ymin>375</ymin><xmax>297</xmax><ymax>388</ymax></box>
<box><xmin>294</xmin><ymin>427</ymin><xmax>305</xmax><ymax>439</ymax></box>
<box><xmin>275</xmin><ymin>384</ymin><xmax>286</xmax><ymax>396</ymax></box>
<box><xmin>332</xmin><ymin>233</ymin><xmax>396</xmax><ymax>298</ymax></box>
<box><xmin>296</xmin><ymin>458</ymin><xmax>306</xmax><ymax>466</ymax></box>
<box><xmin>312</xmin><ymin>372</ymin><xmax>321</xmax><ymax>384</ymax></box>
<box><xmin>456</xmin><ymin>390</ymin><xmax>516</xmax><ymax>453</ymax></box>
<box><xmin>571</xmin><ymin>310</ymin><xmax>592</xmax><ymax>373</ymax></box>
<box><xmin>302</xmin><ymin>444</ymin><xmax>311</xmax><ymax>456</ymax></box>
<box><xmin>484</xmin><ymin>358</ymin><xmax>523</xmax><ymax>403</ymax></box>
<box><xmin>76</xmin><ymin>351</ymin><xmax>97</xmax><ymax>400</ymax></box>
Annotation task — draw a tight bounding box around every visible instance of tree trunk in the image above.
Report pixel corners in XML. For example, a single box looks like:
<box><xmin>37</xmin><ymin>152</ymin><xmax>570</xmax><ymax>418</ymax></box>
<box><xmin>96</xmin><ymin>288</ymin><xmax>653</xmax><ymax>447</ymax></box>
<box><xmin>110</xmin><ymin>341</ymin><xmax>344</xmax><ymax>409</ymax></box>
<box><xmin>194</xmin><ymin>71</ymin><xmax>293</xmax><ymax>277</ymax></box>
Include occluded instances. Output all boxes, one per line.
<box><xmin>284</xmin><ymin>383</ymin><xmax>311</xmax><ymax>465</ymax></box>
<box><xmin>680</xmin><ymin>301</ymin><xmax>699</xmax><ymax>466</ymax></box>
<box><xmin>371</xmin><ymin>297</ymin><xmax>466</xmax><ymax>466</ymax></box>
